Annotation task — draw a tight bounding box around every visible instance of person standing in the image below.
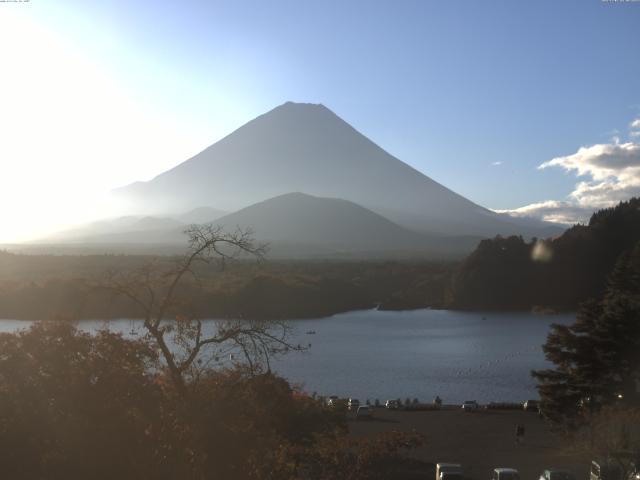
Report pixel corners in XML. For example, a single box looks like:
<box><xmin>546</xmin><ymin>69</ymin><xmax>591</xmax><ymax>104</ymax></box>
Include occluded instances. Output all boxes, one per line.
<box><xmin>515</xmin><ymin>424</ymin><xmax>525</xmax><ymax>445</ymax></box>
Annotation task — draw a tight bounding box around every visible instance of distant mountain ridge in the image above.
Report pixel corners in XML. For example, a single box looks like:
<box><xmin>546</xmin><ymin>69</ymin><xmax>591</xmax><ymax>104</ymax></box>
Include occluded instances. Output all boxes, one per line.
<box><xmin>43</xmin><ymin>206</ymin><xmax>225</xmax><ymax>244</ymax></box>
<box><xmin>175</xmin><ymin>206</ymin><xmax>227</xmax><ymax>224</ymax></box>
<box><xmin>113</xmin><ymin>102</ymin><xmax>562</xmax><ymax>239</ymax></box>
<box><xmin>46</xmin><ymin>193</ymin><xmax>481</xmax><ymax>258</ymax></box>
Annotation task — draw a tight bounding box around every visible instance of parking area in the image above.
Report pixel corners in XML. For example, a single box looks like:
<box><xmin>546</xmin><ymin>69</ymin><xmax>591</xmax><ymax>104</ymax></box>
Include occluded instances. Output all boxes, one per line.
<box><xmin>348</xmin><ymin>407</ymin><xmax>589</xmax><ymax>480</ymax></box>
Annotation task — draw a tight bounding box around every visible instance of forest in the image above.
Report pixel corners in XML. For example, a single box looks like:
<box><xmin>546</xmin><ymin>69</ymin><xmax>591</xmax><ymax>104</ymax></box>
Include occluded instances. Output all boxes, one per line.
<box><xmin>0</xmin><ymin>251</ymin><xmax>454</xmax><ymax>321</ymax></box>
<box><xmin>450</xmin><ymin>198</ymin><xmax>640</xmax><ymax>311</ymax></box>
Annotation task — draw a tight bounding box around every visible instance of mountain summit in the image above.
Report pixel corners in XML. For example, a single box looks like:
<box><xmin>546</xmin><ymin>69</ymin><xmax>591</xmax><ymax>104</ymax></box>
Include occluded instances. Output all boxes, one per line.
<box><xmin>114</xmin><ymin>102</ymin><xmax>560</xmax><ymax>238</ymax></box>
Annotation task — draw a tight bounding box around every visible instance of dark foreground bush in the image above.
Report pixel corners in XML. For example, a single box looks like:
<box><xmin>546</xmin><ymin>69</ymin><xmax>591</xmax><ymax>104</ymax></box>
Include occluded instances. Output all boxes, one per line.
<box><xmin>0</xmin><ymin>322</ymin><xmax>422</xmax><ymax>480</ymax></box>
<box><xmin>0</xmin><ymin>322</ymin><xmax>164</xmax><ymax>480</ymax></box>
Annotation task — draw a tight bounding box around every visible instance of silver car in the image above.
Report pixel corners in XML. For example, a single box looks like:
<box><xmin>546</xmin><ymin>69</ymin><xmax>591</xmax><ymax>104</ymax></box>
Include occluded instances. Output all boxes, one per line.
<box><xmin>492</xmin><ymin>468</ymin><xmax>520</xmax><ymax>480</ymax></box>
<box><xmin>539</xmin><ymin>470</ymin><xmax>576</xmax><ymax>480</ymax></box>
<box><xmin>461</xmin><ymin>400</ymin><xmax>479</xmax><ymax>411</ymax></box>
<box><xmin>356</xmin><ymin>405</ymin><xmax>373</xmax><ymax>420</ymax></box>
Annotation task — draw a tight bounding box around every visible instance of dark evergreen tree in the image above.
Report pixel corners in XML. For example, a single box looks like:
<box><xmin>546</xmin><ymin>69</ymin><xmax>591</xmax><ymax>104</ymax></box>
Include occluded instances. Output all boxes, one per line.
<box><xmin>532</xmin><ymin>241</ymin><xmax>640</xmax><ymax>429</ymax></box>
<box><xmin>450</xmin><ymin>235</ymin><xmax>537</xmax><ymax>309</ymax></box>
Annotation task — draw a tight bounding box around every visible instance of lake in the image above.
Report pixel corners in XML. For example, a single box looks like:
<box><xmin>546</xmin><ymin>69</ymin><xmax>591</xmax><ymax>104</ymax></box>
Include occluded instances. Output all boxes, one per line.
<box><xmin>0</xmin><ymin>309</ymin><xmax>573</xmax><ymax>404</ymax></box>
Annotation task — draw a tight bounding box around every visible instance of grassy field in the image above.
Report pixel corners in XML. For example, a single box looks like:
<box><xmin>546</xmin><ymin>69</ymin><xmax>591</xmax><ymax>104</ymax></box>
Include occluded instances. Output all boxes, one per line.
<box><xmin>349</xmin><ymin>408</ymin><xmax>589</xmax><ymax>480</ymax></box>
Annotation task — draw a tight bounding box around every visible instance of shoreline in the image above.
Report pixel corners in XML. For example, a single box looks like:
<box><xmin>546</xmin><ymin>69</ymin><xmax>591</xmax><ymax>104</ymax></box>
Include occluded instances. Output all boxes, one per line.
<box><xmin>0</xmin><ymin>306</ymin><xmax>577</xmax><ymax>323</ymax></box>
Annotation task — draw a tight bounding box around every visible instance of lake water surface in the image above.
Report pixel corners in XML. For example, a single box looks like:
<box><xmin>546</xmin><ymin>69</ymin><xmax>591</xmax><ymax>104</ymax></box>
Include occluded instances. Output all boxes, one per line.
<box><xmin>0</xmin><ymin>309</ymin><xmax>574</xmax><ymax>404</ymax></box>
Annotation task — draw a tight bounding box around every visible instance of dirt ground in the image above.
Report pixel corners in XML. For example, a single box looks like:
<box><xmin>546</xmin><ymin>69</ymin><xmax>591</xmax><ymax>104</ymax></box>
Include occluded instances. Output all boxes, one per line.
<box><xmin>348</xmin><ymin>407</ymin><xmax>589</xmax><ymax>480</ymax></box>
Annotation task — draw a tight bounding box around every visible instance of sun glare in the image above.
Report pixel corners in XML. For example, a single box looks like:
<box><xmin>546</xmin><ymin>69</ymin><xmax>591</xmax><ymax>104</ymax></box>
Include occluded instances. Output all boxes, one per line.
<box><xmin>0</xmin><ymin>8</ymin><xmax>205</xmax><ymax>243</ymax></box>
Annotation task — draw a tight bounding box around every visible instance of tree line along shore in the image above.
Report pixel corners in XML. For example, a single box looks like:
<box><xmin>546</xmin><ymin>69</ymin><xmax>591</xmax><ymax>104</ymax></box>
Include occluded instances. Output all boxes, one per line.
<box><xmin>0</xmin><ymin>255</ymin><xmax>453</xmax><ymax>320</ymax></box>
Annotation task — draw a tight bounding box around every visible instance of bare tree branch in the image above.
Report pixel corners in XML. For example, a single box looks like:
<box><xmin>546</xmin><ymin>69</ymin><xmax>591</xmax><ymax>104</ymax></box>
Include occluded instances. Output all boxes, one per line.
<box><xmin>95</xmin><ymin>223</ymin><xmax>302</xmax><ymax>397</ymax></box>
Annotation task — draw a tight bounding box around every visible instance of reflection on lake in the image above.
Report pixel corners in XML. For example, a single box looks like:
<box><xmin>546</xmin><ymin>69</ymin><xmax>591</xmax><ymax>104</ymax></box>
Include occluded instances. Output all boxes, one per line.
<box><xmin>0</xmin><ymin>309</ymin><xmax>573</xmax><ymax>404</ymax></box>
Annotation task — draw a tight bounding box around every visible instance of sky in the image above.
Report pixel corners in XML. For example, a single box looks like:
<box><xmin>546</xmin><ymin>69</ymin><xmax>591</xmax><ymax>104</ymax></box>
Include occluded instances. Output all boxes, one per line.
<box><xmin>1</xmin><ymin>0</ymin><xmax>639</xmax><ymax>242</ymax></box>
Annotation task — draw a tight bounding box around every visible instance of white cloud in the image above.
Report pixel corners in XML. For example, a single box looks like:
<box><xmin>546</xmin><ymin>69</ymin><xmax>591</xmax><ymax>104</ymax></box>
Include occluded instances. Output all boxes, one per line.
<box><xmin>537</xmin><ymin>141</ymin><xmax>640</xmax><ymax>210</ymax></box>
<box><xmin>538</xmin><ymin>142</ymin><xmax>640</xmax><ymax>181</ymax></box>
<box><xmin>491</xmin><ymin>161</ymin><xmax>503</xmax><ymax>166</ymax></box>
<box><xmin>630</xmin><ymin>118</ymin><xmax>640</xmax><ymax>130</ymax></box>
<box><xmin>497</xmin><ymin>121</ymin><xmax>640</xmax><ymax>225</ymax></box>
<box><xmin>494</xmin><ymin>200</ymin><xmax>594</xmax><ymax>225</ymax></box>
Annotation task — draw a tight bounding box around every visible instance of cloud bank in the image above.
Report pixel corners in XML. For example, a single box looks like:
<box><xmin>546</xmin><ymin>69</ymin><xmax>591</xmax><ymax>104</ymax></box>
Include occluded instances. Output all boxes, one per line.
<box><xmin>494</xmin><ymin>200</ymin><xmax>595</xmax><ymax>225</ymax></box>
<box><xmin>497</xmin><ymin>118</ymin><xmax>640</xmax><ymax>225</ymax></box>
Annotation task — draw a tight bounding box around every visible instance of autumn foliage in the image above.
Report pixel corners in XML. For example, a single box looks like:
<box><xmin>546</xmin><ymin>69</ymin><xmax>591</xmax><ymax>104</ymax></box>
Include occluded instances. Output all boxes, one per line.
<box><xmin>0</xmin><ymin>322</ymin><xmax>421</xmax><ymax>480</ymax></box>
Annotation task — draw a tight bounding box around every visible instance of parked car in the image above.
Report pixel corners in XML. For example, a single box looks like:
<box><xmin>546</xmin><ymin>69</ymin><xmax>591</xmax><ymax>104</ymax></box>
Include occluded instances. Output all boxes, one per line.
<box><xmin>356</xmin><ymin>405</ymin><xmax>373</xmax><ymax>420</ymax></box>
<box><xmin>328</xmin><ymin>397</ymin><xmax>346</xmax><ymax>409</ymax></box>
<box><xmin>385</xmin><ymin>399</ymin><xmax>400</xmax><ymax>409</ymax></box>
<box><xmin>523</xmin><ymin>399</ymin><xmax>540</xmax><ymax>411</ymax></box>
<box><xmin>441</xmin><ymin>472</ymin><xmax>464</xmax><ymax>480</ymax></box>
<box><xmin>591</xmin><ymin>461</ymin><xmax>622</xmax><ymax>480</ymax></box>
<box><xmin>461</xmin><ymin>400</ymin><xmax>479</xmax><ymax>411</ymax></box>
<box><xmin>436</xmin><ymin>463</ymin><xmax>464</xmax><ymax>480</ymax></box>
<box><xmin>492</xmin><ymin>468</ymin><xmax>520</xmax><ymax>480</ymax></box>
<box><xmin>539</xmin><ymin>470</ymin><xmax>576</xmax><ymax>480</ymax></box>
<box><xmin>348</xmin><ymin>398</ymin><xmax>360</xmax><ymax>411</ymax></box>
<box><xmin>326</xmin><ymin>395</ymin><xmax>339</xmax><ymax>406</ymax></box>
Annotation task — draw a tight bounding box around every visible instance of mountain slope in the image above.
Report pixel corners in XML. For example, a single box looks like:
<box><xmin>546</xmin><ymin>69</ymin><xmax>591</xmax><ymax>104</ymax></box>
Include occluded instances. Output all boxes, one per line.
<box><xmin>174</xmin><ymin>206</ymin><xmax>227</xmax><ymax>224</ymax></box>
<box><xmin>44</xmin><ymin>216</ymin><xmax>185</xmax><ymax>243</ymax></box>
<box><xmin>211</xmin><ymin>192</ymin><xmax>480</xmax><ymax>257</ymax></box>
<box><xmin>114</xmin><ymin>102</ymin><xmax>561</xmax><ymax>238</ymax></box>
<box><xmin>40</xmin><ymin>207</ymin><xmax>227</xmax><ymax>245</ymax></box>
<box><xmin>214</xmin><ymin>192</ymin><xmax>424</xmax><ymax>249</ymax></box>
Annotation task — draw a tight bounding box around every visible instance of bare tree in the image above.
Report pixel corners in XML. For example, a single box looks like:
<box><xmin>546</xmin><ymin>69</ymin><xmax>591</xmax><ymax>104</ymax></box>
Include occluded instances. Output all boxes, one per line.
<box><xmin>100</xmin><ymin>224</ymin><xmax>303</xmax><ymax>396</ymax></box>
